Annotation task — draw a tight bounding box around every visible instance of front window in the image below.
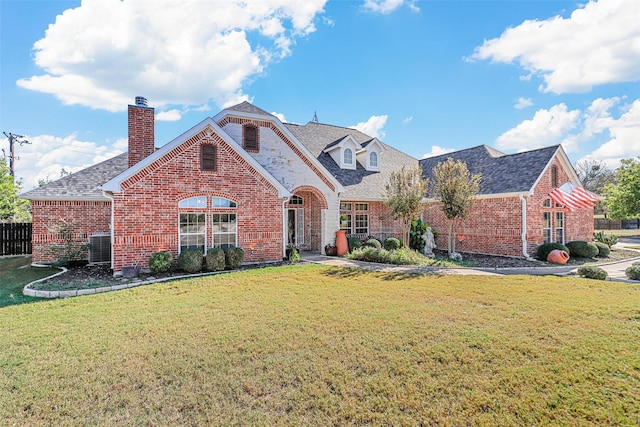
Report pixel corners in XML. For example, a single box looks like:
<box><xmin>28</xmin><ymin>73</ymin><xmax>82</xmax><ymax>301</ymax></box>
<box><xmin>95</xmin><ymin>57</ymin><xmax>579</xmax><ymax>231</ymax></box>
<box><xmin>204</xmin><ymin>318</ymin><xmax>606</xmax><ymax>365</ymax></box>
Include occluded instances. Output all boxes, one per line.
<box><xmin>355</xmin><ymin>203</ymin><xmax>369</xmax><ymax>211</ymax></box>
<box><xmin>179</xmin><ymin>213</ymin><xmax>206</xmax><ymax>253</ymax></box>
<box><xmin>555</xmin><ymin>212</ymin><xmax>565</xmax><ymax>244</ymax></box>
<box><xmin>543</xmin><ymin>212</ymin><xmax>552</xmax><ymax>244</ymax></box>
<box><xmin>343</xmin><ymin>148</ymin><xmax>353</xmax><ymax>165</ymax></box>
<box><xmin>369</xmin><ymin>152</ymin><xmax>378</xmax><ymax>167</ymax></box>
<box><xmin>212</xmin><ymin>213</ymin><xmax>237</xmax><ymax>248</ymax></box>
<box><xmin>355</xmin><ymin>214</ymin><xmax>369</xmax><ymax>234</ymax></box>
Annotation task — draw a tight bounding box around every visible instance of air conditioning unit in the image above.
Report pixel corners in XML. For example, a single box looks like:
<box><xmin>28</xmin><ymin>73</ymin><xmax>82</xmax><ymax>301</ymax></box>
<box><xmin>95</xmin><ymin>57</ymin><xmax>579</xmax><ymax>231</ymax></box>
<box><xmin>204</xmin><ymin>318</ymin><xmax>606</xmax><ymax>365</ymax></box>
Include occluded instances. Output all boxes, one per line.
<box><xmin>89</xmin><ymin>234</ymin><xmax>111</xmax><ymax>264</ymax></box>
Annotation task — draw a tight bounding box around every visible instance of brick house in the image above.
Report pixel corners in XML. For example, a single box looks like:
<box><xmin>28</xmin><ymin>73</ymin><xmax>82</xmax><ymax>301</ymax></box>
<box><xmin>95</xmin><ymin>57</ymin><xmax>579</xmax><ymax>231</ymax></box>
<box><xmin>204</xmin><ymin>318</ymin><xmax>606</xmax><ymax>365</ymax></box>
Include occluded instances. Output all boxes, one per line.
<box><xmin>21</xmin><ymin>99</ymin><xmax>595</xmax><ymax>273</ymax></box>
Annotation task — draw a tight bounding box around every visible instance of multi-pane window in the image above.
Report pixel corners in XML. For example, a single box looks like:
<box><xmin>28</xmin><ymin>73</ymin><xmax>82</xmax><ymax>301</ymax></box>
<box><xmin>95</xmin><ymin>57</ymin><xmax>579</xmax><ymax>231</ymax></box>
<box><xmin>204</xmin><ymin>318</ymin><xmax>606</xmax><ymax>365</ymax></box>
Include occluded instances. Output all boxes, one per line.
<box><xmin>555</xmin><ymin>212</ymin><xmax>565</xmax><ymax>244</ymax></box>
<box><xmin>355</xmin><ymin>203</ymin><xmax>369</xmax><ymax>211</ymax></box>
<box><xmin>289</xmin><ymin>195</ymin><xmax>303</xmax><ymax>205</ymax></box>
<box><xmin>370</xmin><ymin>152</ymin><xmax>378</xmax><ymax>168</ymax></box>
<box><xmin>201</xmin><ymin>145</ymin><xmax>216</xmax><ymax>171</ymax></box>
<box><xmin>244</xmin><ymin>125</ymin><xmax>258</xmax><ymax>151</ymax></box>
<box><xmin>355</xmin><ymin>214</ymin><xmax>369</xmax><ymax>234</ymax></box>
<box><xmin>179</xmin><ymin>213</ymin><xmax>206</xmax><ymax>253</ymax></box>
<box><xmin>344</xmin><ymin>148</ymin><xmax>353</xmax><ymax>165</ymax></box>
<box><xmin>340</xmin><ymin>214</ymin><xmax>352</xmax><ymax>231</ymax></box>
<box><xmin>543</xmin><ymin>212</ymin><xmax>552</xmax><ymax>244</ymax></box>
<box><xmin>212</xmin><ymin>213</ymin><xmax>237</xmax><ymax>248</ymax></box>
<box><xmin>213</xmin><ymin>197</ymin><xmax>237</xmax><ymax>208</ymax></box>
<box><xmin>179</xmin><ymin>196</ymin><xmax>207</xmax><ymax>208</ymax></box>
<box><xmin>340</xmin><ymin>202</ymin><xmax>352</xmax><ymax>211</ymax></box>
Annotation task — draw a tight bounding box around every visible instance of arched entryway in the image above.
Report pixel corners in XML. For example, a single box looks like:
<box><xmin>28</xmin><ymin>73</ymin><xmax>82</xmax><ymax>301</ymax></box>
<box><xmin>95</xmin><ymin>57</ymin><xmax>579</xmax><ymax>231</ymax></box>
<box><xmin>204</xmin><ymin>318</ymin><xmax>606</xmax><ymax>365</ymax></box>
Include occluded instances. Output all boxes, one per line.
<box><xmin>286</xmin><ymin>186</ymin><xmax>328</xmax><ymax>252</ymax></box>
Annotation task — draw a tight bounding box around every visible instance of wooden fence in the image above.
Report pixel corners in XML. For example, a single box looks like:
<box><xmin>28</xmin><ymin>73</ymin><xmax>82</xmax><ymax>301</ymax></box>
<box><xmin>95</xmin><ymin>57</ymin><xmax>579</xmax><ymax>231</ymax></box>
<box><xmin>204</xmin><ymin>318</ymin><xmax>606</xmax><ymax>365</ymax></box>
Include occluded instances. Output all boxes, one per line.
<box><xmin>0</xmin><ymin>222</ymin><xmax>32</xmax><ymax>256</ymax></box>
<box><xmin>594</xmin><ymin>218</ymin><xmax>640</xmax><ymax>230</ymax></box>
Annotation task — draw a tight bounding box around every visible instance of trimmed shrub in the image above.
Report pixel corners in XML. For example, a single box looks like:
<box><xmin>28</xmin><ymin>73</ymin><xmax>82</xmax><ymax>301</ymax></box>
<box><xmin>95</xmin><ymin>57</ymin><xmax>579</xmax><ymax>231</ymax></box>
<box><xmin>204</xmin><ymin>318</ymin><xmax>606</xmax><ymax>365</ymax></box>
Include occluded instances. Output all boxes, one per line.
<box><xmin>363</xmin><ymin>238</ymin><xmax>382</xmax><ymax>249</ymax></box>
<box><xmin>178</xmin><ymin>248</ymin><xmax>203</xmax><ymax>273</ymax></box>
<box><xmin>289</xmin><ymin>247</ymin><xmax>301</xmax><ymax>263</ymax></box>
<box><xmin>576</xmin><ymin>266</ymin><xmax>607</xmax><ymax>281</ymax></box>
<box><xmin>224</xmin><ymin>246</ymin><xmax>245</xmax><ymax>269</ymax></box>
<box><xmin>566</xmin><ymin>241</ymin><xmax>599</xmax><ymax>259</ymax></box>
<box><xmin>536</xmin><ymin>242</ymin><xmax>570</xmax><ymax>261</ymax></box>
<box><xmin>594</xmin><ymin>242</ymin><xmax>610</xmax><ymax>258</ymax></box>
<box><xmin>593</xmin><ymin>231</ymin><xmax>618</xmax><ymax>248</ymax></box>
<box><xmin>149</xmin><ymin>251</ymin><xmax>173</xmax><ymax>274</ymax></box>
<box><xmin>348</xmin><ymin>236</ymin><xmax>363</xmax><ymax>252</ymax></box>
<box><xmin>383</xmin><ymin>237</ymin><xmax>402</xmax><ymax>251</ymax></box>
<box><xmin>625</xmin><ymin>265</ymin><xmax>640</xmax><ymax>280</ymax></box>
<box><xmin>206</xmin><ymin>248</ymin><xmax>225</xmax><ymax>271</ymax></box>
<box><xmin>346</xmin><ymin>247</ymin><xmax>425</xmax><ymax>265</ymax></box>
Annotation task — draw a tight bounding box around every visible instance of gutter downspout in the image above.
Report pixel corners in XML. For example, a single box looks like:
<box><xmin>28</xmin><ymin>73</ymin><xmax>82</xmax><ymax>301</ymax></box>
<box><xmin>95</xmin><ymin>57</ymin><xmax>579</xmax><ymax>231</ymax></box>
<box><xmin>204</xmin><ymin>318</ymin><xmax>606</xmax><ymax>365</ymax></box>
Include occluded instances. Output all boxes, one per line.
<box><xmin>282</xmin><ymin>198</ymin><xmax>288</xmax><ymax>259</ymax></box>
<box><xmin>102</xmin><ymin>191</ymin><xmax>115</xmax><ymax>271</ymax></box>
<box><xmin>519</xmin><ymin>194</ymin><xmax>531</xmax><ymax>259</ymax></box>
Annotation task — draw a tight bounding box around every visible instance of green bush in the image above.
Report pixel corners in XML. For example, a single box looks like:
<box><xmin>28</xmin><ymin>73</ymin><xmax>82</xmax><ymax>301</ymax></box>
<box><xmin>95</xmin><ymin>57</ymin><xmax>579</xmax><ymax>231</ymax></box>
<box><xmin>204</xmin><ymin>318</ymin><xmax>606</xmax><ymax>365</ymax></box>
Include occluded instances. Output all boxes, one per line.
<box><xmin>178</xmin><ymin>248</ymin><xmax>203</xmax><ymax>273</ymax></box>
<box><xmin>593</xmin><ymin>231</ymin><xmax>618</xmax><ymax>248</ymax></box>
<box><xmin>348</xmin><ymin>237</ymin><xmax>363</xmax><ymax>252</ymax></box>
<box><xmin>536</xmin><ymin>243</ymin><xmax>570</xmax><ymax>261</ymax></box>
<box><xmin>576</xmin><ymin>266</ymin><xmax>607</xmax><ymax>280</ymax></box>
<box><xmin>288</xmin><ymin>247</ymin><xmax>301</xmax><ymax>263</ymax></box>
<box><xmin>223</xmin><ymin>246</ymin><xmax>245</xmax><ymax>269</ymax></box>
<box><xmin>409</xmin><ymin>219</ymin><xmax>428</xmax><ymax>252</ymax></box>
<box><xmin>625</xmin><ymin>265</ymin><xmax>640</xmax><ymax>280</ymax></box>
<box><xmin>383</xmin><ymin>237</ymin><xmax>402</xmax><ymax>251</ymax></box>
<box><xmin>346</xmin><ymin>247</ymin><xmax>425</xmax><ymax>266</ymax></box>
<box><xmin>205</xmin><ymin>248</ymin><xmax>225</xmax><ymax>271</ymax></box>
<box><xmin>594</xmin><ymin>242</ymin><xmax>610</xmax><ymax>258</ymax></box>
<box><xmin>566</xmin><ymin>241</ymin><xmax>599</xmax><ymax>259</ymax></box>
<box><xmin>363</xmin><ymin>238</ymin><xmax>382</xmax><ymax>249</ymax></box>
<box><xmin>149</xmin><ymin>251</ymin><xmax>173</xmax><ymax>274</ymax></box>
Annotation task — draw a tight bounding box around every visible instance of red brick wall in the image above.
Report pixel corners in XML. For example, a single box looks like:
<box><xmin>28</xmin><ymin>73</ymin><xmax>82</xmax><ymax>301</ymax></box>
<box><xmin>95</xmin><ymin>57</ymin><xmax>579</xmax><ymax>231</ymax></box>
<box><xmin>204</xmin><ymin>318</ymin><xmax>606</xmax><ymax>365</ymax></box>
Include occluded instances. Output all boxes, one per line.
<box><xmin>128</xmin><ymin>104</ymin><xmax>155</xmax><ymax>167</ymax></box>
<box><xmin>339</xmin><ymin>201</ymin><xmax>404</xmax><ymax>241</ymax></box>
<box><xmin>111</xmin><ymin>126</ymin><xmax>284</xmax><ymax>272</ymax></box>
<box><xmin>30</xmin><ymin>200</ymin><xmax>111</xmax><ymax>263</ymax></box>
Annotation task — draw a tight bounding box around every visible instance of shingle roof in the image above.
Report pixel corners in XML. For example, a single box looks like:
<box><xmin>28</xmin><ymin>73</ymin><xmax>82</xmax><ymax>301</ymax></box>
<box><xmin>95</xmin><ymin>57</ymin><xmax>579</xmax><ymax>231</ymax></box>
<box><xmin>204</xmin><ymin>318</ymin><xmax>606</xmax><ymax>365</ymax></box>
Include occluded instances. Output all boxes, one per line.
<box><xmin>285</xmin><ymin>122</ymin><xmax>417</xmax><ymax>200</ymax></box>
<box><xmin>225</xmin><ymin>101</ymin><xmax>274</xmax><ymax>117</ymax></box>
<box><xmin>20</xmin><ymin>153</ymin><xmax>128</xmax><ymax>200</ymax></box>
<box><xmin>419</xmin><ymin>144</ymin><xmax>560</xmax><ymax>195</ymax></box>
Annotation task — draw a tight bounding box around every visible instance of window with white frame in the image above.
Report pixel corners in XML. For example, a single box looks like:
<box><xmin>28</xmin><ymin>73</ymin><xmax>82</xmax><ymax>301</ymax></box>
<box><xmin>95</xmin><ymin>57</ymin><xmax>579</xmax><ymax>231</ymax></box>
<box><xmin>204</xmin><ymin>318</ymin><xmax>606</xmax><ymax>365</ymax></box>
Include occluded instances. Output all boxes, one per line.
<box><xmin>212</xmin><ymin>213</ymin><xmax>237</xmax><ymax>248</ymax></box>
<box><xmin>340</xmin><ymin>202</ymin><xmax>352</xmax><ymax>211</ymax></box>
<box><xmin>213</xmin><ymin>197</ymin><xmax>237</xmax><ymax>208</ymax></box>
<box><xmin>179</xmin><ymin>196</ymin><xmax>207</xmax><ymax>208</ymax></box>
<box><xmin>355</xmin><ymin>214</ymin><xmax>369</xmax><ymax>234</ymax></box>
<box><xmin>355</xmin><ymin>203</ymin><xmax>368</xmax><ymax>211</ymax></box>
<box><xmin>543</xmin><ymin>212</ymin><xmax>552</xmax><ymax>244</ymax></box>
<box><xmin>340</xmin><ymin>214</ymin><xmax>352</xmax><ymax>231</ymax></box>
<box><xmin>179</xmin><ymin>213</ymin><xmax>206</xmax><ymax>253</ymax></box>
<box><xmin>289</xmin><ymin>195</ymin><xmax>303</xmax><ymax>206</ymax></box>
<box><xmin>369</xmin><ymin>151</ymin><xmax>378</xmax><ymax>168</ymax></box>
<box><xmin>343</xmin><ymin>148</ymin><xmax>353</xmax><ymax>165</ymax></box>
<box><xmin>555</xmin><ymin>212</ymin><xmax>564</xmax><ymax>244</ymax></box>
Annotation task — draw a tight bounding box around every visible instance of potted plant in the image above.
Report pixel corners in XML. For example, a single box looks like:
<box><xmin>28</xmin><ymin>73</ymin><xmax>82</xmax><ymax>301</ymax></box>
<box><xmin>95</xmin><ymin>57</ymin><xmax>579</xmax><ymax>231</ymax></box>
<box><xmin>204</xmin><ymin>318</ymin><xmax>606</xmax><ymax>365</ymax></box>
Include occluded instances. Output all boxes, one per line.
<box><xmin>324</xmin><ymin>244</ymin><xmax>338</xmax><ymax>256</ymax></box>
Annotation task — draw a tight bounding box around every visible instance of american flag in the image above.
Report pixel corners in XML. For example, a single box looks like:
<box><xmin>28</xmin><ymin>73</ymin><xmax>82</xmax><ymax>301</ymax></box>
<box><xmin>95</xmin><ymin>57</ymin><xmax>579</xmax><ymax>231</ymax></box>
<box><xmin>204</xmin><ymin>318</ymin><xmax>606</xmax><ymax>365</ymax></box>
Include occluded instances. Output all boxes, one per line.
<box><xmin>548</xmin><ymin>182</ymin><xmax>601</xmax><ymax>212</ymax></box>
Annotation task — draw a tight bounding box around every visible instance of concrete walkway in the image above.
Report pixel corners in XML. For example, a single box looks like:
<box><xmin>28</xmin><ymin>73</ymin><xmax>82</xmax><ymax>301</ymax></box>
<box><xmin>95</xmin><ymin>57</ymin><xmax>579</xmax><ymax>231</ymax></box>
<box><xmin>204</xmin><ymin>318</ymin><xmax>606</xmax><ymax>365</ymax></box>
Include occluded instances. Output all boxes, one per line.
<box><xmin>300</xmin><ymin>247</ymin><xmax>640</xmax><ymax>283</ymax></box>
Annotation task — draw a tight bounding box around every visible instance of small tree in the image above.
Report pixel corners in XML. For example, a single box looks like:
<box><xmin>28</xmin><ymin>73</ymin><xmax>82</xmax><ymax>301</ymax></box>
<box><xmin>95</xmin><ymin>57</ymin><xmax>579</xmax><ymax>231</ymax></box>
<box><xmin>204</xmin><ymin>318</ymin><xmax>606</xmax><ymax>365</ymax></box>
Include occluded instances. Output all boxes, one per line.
<box><xmin>603</xmin><ymin>158</ymin><xmax>640</xmax><ymax>219</ymax></box>
<box><xmin>0</xmin><ymin>160</ymin><xmax>30</xmax><ymax>222</ymax></box>
<box><xmin>432</xmin><ymin>158</ymin><xmax>481</xmax><ymax>257</ymax></box>
<box><xmin>383</xmin><ymin>165</ymin><xmax>429</xmax><ymax>247</ymax></box>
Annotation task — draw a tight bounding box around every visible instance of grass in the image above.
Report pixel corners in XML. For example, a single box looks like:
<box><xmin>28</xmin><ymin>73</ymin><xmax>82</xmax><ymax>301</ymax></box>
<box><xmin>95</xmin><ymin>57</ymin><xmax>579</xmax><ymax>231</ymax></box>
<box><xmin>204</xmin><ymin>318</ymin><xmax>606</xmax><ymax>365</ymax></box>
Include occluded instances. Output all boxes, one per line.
<box><xmin>1</xmin><ymin>264</ymin><xmax>639</xmax><ymax>425</ymax></box>
<box><xmin>595</xmin><ymin>229</ymin><xmax>640</xmax><ymax>237</ymax></box>
<box><xmin>0</xmin><ymin>256</ymin><xmax>59</xmax><ymax>307</ymax></box>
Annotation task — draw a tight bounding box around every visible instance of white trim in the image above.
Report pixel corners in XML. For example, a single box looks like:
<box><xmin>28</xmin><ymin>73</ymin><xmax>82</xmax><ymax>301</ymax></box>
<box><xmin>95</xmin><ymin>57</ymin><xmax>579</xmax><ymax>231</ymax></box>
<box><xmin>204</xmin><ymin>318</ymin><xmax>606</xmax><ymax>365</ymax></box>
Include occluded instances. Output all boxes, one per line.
<box><xmin>101</xmin><ymin>118</ymin><xmax>292</xmax><ymax>198</ymax></box>
<box><xmin>519</xmin><ymin>194</ymin><xmax>530</xmax><ymax>258</ymax></box>
<box><xmin>530</xmin><ymin>145</ymin><xmax>581</xmax><ymax>193</ymax></box>
<box><xmin>215</xmin><ymin>109</ymin><xmax>345</xmax><ymax>193</ymax></box>
<box><xmin>102</xmin><ymin>191</ymin><xmax>115</xmax><ymax>270</ymax></box>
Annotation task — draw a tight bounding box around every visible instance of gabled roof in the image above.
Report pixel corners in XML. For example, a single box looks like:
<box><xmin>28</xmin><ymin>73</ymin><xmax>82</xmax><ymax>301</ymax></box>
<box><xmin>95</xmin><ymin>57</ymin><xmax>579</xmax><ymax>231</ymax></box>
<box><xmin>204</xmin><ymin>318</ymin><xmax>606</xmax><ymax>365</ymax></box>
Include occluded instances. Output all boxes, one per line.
<box><xmin>285</xmin><ymin>121</ymin><xmax>417</xmax><ymax>200</ymax></box>
<box><xmin>419</xmin><ymin>144</ymin><xmax>561</xmax><ymax>196</ymax></box>
<box><xmin>102</xmin><ymin>118</ymin><xmax>291</xmax><ymax>197</ymax></box>
<box><xmin>20</xmin><ymin>153</ymin><xmax>128</xmax><ymax>200</ymax></box>
<box><xmin>225</xmin><ymin>101</ymin><xmax>273</xmax><ymax>117</ymax></box>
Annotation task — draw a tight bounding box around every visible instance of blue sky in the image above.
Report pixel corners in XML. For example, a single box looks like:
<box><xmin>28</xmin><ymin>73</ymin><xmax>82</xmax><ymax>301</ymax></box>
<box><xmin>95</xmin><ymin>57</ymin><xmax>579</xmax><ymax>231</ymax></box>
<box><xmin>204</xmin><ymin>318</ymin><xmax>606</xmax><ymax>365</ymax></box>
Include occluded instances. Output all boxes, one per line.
<box><xmin>1</xmin><ymin>0</ymin><xmax>639</xmax><ymax>189</ymax></box>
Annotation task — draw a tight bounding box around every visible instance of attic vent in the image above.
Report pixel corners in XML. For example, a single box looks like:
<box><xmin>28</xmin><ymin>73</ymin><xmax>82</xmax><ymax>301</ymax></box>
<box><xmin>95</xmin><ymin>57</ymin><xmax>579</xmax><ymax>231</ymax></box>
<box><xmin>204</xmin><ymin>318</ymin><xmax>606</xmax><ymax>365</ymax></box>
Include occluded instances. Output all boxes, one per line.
<box><xmin>135</xmin><ymin>96</ymin><xmax>148</xmax><ymax>107</ymax></box>
<box><xmin>89</xmin><ymin>234</ymin><xmax>111</xmax><ymax>264</ymax></box>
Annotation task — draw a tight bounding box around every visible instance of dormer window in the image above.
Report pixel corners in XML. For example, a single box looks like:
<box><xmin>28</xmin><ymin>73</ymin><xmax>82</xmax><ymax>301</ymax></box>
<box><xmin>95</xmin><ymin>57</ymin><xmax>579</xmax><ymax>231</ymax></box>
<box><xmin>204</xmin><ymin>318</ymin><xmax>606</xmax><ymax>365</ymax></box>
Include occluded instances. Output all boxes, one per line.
<box><xmin>343</xmin><ymin>148</ymin><xmax>353</xmax><ymax>165</ymax></box>
<box><xmin>244</xmin><ymin>125</ymin><xmax>258</xmax><ymax>151</ymax></box>
<box><xmin>369</xmin><ymin>152</ymin><xmax>378</xmax><ymax>168</ymax></box>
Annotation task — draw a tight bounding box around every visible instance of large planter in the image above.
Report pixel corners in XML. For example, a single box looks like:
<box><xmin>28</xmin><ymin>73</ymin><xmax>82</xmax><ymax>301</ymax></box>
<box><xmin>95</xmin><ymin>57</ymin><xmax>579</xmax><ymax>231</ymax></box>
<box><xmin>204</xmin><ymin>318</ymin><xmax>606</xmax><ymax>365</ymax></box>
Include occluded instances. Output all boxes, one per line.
<box><xmin>547</xmin><ymin>249</ymin><xmax>569</xmax><ymax>264</ymax></box>
<box><xmin>336</xmin><ymin>230</ymin><xmax>348</xmax><ymax>256</ymax></box>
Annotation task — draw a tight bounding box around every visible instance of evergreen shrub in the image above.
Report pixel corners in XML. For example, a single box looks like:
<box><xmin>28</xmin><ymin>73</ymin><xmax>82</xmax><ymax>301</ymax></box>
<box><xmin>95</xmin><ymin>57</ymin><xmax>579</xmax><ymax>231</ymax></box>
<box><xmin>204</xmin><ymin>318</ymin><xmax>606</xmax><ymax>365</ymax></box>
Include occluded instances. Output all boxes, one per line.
<box><xmin>566</xmin><ymin>241</ymin><xmax>599</xmax><ymax>258</ymax></box>
<box><xmin>576</xmin><ymin>266</ymin><xmax>607</xmax><ymax>281</ymax></box>
<box><xmin>224</xmin><ymin>246</ymin><xmax>245</xmax><ymax>269</ymax></box>
<box><xmin>149</xmin><ymin>251</ymin><xmax>173</xmax><ymax>274</ymax></box>
<box><xmin>594</xmin><ymin>242</ymin><xmax>610</xmax><ymax>258</ymax></box>
<box><xmin>206</xmin><ymin>248</ymin><xmax>225</xmax><ymax>271</ymax></box>
<box><xmin>178</xmin><ymin>248</ymin><xmax>203</xmax><ymax>273</ymax></box>
<box><xmin>383</xmin><ymin>237</ymin><xmax>402</xmax><ymax>251</ymax></box>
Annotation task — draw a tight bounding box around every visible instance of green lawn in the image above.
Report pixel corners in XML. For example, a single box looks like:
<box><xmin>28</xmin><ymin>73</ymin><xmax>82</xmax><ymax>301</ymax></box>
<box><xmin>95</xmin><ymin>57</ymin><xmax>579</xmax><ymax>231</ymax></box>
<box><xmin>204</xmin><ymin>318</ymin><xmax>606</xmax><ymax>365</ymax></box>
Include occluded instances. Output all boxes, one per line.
<box><xmin>1</xmin><ymin>264</ymin><xmax>639</xmax><ymax>425</ymax></box>
<box><xmin>0</xmin><ymin>256</ymin><xmax>59</xmax><ymax>307</ymax></box>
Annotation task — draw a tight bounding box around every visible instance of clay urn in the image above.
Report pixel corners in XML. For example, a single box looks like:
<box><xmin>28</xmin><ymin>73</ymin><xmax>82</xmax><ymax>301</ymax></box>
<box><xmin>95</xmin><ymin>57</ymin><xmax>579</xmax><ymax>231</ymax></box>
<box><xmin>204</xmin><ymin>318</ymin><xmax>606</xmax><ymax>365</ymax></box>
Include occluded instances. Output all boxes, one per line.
<box><xmin>547</xmin><ymin>249</ymin><xmax>569</xmax><ymax>264</ymax></box>
<box><xmin>336</xmin><ymin>230</ymin><xmax>348</xmax><ymax>256</ymax></box>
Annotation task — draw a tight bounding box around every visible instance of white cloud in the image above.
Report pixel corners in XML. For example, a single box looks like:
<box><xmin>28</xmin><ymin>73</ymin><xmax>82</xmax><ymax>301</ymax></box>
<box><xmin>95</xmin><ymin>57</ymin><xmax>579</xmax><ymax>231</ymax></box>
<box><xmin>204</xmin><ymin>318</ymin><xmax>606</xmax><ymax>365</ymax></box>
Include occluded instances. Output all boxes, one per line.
<box><xmin>587</xmin><ymin>99</ymin><xmax>640</xmax><ymax>165</ymax></box>
<box><xmin>402</xmin><ymin>116</ymin><xmax>413</xmax><ymax>124</ymax></box>
<box><xmin>496</xmin><ymin>104</ymin><xmax>580</xmax><ymax>152</ymax></box>
<box><xmin>363</xmin><ymin>0</ymin><xmax>419</xmax><ymax>14</ymax></box>
<box><xmin>515</xmin><ymin>97</ymin><xmax>533</xmax><ymax>110</ymax></box>
<box><xmin>1</xmin><ymin>134</ymin><xmax>125</xmax><ymax>190</ymax></box>
<box><xmin>350</xmin><ymin>115</ymin><xmax>388</xmax><ymax>139</ymax></box>
<box><xmin>17</xmin><ymin>0</ymin><xmax>328</xmax><ymax>111</ymax></box>
<box><xmin>470</xmin><ymin>0</ymin><xmax>640</xmax><ymax>94</ymax></box>
<box><xmin>271</xmin><ymin>112</ymin><xmax>287</xmax><ymax>123</ymax></box>
<box><xmin>156</xmin><ymin>109</ymin><xmax>182</xmax><ymax>122</ymax></box>
<box><xmin>421</xmin><ymin>145</ymin><xmax>455</xmax><ymax>159</ymax></box>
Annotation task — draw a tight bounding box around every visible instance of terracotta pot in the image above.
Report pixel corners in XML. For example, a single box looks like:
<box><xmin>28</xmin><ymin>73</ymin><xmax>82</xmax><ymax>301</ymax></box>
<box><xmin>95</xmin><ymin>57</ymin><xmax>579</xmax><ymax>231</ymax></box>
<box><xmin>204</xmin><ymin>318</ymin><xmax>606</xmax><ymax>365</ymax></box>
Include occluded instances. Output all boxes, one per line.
<box><xmin>547</xmin><ymin>249</ymin><xmax>569</xmax><ymax>264</ymax></box>
<box><xmin>336</xmin><ymin>230</ymin><xmax>348</xmax><ymax>256</ymax></box>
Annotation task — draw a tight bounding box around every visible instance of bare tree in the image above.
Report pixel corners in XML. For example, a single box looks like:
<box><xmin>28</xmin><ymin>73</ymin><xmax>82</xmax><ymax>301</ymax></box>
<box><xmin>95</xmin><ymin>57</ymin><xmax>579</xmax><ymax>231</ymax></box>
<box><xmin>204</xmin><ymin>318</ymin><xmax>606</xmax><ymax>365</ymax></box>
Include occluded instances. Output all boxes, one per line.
<box><xmin>384</xmin><ymin>165</ymin><xmax>429</xmax><ymax>247</ymax></box>
<box><xmin>433</xmin><ymin>158</ymin><xmax>481</xmax><ymax>257</ymax></box>
<box><xmin>574</xmin><ymin>158</ymin><xmax>615</xmax><ymax>194</ymax></box>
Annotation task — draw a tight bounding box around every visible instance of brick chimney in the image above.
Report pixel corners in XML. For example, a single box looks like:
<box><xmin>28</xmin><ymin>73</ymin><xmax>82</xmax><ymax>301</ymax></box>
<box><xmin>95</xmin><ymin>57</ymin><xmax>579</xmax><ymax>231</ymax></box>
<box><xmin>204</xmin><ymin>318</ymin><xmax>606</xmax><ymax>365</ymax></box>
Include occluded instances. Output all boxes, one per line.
<box><xmin>128</xmin><ymin>96</ymin><xmax>155</xmax><ymax>167</ymax></box>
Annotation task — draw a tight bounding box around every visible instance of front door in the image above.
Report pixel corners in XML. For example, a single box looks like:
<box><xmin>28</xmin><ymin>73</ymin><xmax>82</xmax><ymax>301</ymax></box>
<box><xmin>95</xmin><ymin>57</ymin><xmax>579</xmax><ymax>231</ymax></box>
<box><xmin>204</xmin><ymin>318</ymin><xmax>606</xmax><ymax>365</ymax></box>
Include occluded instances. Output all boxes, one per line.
<box><xmin>287</xmin><ymin>208</ymin><xmax>304</xmax><ymax>247</ymax></box>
